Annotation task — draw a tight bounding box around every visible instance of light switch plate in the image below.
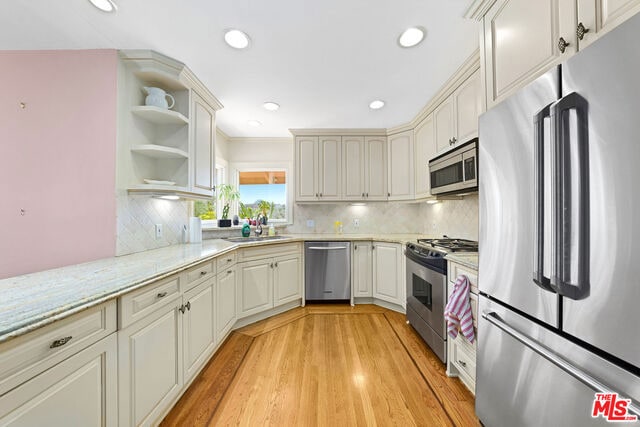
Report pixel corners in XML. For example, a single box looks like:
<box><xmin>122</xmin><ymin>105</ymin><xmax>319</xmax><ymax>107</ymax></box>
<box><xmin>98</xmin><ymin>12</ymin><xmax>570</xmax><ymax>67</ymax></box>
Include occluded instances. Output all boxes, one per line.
<box><xmin>155</xmin><ymin>224</ymin><xmax>163</xmax><ymax>239</ymax></box>
<box><xmin>353</xmin><ymin>218</ymin><xmax>360</xmax><ymax>227</ymax></box>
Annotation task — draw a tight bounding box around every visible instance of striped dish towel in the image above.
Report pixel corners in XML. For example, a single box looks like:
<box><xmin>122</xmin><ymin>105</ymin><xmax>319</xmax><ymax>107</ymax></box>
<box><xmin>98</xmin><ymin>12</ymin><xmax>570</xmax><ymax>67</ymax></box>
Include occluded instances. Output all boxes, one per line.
<box><xmin>444</xmin><ymin>275</ymin><xmax>475</xmax><ymax>343</ymax></box>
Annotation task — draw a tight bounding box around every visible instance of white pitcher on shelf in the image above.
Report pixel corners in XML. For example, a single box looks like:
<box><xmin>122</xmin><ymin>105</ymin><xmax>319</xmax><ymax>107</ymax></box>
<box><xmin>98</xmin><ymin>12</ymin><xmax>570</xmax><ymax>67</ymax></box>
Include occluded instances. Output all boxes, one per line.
<box><xmin>142</xmin><ymin>86</ymin><xmax>175</xmax><ymax>110</ymax></box>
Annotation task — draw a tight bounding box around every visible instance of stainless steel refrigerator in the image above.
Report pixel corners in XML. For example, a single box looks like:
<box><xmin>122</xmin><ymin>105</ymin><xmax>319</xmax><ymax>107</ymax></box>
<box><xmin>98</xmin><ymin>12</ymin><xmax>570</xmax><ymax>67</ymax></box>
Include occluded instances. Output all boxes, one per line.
<box><xmin>477</xmin><ymin>12</ymin><xmax>640</xmax><ymax>426</ymax></box>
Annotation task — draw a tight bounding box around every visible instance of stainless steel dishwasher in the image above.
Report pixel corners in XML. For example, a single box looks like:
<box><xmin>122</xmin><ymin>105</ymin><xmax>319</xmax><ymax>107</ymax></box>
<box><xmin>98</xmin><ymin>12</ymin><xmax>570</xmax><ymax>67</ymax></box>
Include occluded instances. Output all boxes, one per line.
<box><xmin>304</xmin><ymin>241</ymin><xmax>351</xmax><ymax>302</ymax></box>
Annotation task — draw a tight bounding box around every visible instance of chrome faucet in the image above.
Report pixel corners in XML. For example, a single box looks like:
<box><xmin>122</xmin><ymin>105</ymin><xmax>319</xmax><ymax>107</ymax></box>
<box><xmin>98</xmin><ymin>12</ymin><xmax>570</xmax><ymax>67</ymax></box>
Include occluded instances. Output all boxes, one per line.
<box><xmin>255</xmin><ymin>222</ymin><xmax>263</xmax><ymax>237</ymax></box>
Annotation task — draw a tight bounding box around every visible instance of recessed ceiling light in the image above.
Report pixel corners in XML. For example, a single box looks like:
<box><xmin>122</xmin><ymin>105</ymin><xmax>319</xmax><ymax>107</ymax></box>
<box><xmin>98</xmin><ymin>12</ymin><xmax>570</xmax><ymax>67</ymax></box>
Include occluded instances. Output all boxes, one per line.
<box><xmin>224</xmin><ymin>29</ymin><xmax>251</xmax><ymax>49</ymax></box>
<box><xmin>398</xmin><ymin>27</ymin><xmax>426</xmax><ymax>48</ymax></box>
<box><xmin>248</xmin><ymin>120</ymin><xmax>262</xmax><ymax>127</ymax></box>
<box><xmin>88</xmin><ymin>0</ymin><xmax>117</xmax><ymax>12</ymax></box>
<box><xmin>263</xmin><ymin>102</ymin><xmax>280</xmax><ymax>111</ymax></box>
<box><xmin>369</xmin><ymin>100</ymin><xmax>385</xmax><ymax>110</ymax></box>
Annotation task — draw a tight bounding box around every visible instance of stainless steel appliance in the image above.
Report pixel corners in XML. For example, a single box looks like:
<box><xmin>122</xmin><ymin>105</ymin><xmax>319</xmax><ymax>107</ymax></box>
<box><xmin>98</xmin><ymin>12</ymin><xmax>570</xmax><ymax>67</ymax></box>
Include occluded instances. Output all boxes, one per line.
<box><xmin>304</xmin><ymin>241</ymin><xmax>351</xmax><ymax>302</ymax></box>
<box><xmin>477</xmin><ymin>14</ymin><xmax>640</xmax><ymax>426</ymax></box>
<box><xmin>429</xmin><ymin>139</ymin><xmax>478</xmax><ymax>195</ymax></box>
<box><xmin>405</xmin><ymin>238</ymin><xmax>478</xmax><ymax>363</ymax></box>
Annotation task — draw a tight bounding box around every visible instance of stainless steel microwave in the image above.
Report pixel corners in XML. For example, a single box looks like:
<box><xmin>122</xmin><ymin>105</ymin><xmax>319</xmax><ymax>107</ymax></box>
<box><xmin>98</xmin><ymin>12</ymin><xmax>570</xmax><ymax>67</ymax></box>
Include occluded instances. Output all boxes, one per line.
<box><xmin>428</xmin><ymin>138</ymin><xmax>478</xmax><ymax>195</ymax></box>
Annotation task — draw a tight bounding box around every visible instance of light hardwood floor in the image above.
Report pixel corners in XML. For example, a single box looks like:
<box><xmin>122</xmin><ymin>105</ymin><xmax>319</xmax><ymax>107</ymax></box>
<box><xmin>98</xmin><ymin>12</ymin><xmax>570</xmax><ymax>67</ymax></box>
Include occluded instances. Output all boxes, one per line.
<box><xmin>161</xmin><ymin>305</ymin><xmax>479</xmax><ymax>427</ymax></box>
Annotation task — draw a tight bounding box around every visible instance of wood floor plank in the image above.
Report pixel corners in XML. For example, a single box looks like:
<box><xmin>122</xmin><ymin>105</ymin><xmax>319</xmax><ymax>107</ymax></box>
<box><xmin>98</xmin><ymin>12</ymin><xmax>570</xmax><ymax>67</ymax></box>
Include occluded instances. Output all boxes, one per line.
<box><xmin>234</xmin><ymin>306</ymin><xmax>308</xmax><ymax>337</ymax></box>
<box><xmin>384</xmin><ymin>310</ymin><xmax>481</xmax><ymax>427</ymax></box>
<box><xmin>162</xmin><ymin>305</ymin><xmax>479</xmax><ymax>427</ymax></box>
<box><xmin>159</xmin><ymin>332</ymin><xmax>253</xmax><ymax>427</ymax></box>
<box><xmin>210</xmin><ymin>313</ymin><xmax>453</xmax><ymax>426</ymax></box>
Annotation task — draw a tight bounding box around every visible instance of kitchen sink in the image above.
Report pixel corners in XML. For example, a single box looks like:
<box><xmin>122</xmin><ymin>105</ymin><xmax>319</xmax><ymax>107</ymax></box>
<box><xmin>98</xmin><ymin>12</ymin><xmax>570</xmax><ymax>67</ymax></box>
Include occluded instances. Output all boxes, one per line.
<box><xmin>223</xmin><ymin>236</ymin><xmax>290</xmax><ymax>243</ymax></box>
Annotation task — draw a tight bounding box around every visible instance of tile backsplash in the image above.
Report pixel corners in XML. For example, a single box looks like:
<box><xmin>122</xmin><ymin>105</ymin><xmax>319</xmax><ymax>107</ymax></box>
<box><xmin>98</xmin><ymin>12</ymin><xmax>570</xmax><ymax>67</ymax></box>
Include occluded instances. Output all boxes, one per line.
<box><xmin>116</xmin><ymin>192</ymin><xmax>189</xmax><ymax>256</ymax></box>
<box><xmin>421</xmin><ymin>194</ymin><xmax>479</xmax><ymax>240</ymax></box>
<box><xmin>285</xmin><ymin>203</ymin><xmax>423</xmax><ymax>234</ymax></box>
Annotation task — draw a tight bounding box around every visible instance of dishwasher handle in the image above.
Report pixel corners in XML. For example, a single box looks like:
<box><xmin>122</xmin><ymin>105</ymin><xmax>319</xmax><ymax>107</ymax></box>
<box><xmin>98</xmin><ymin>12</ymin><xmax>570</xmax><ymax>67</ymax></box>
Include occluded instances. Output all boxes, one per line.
<box><xmin>307</xmin><ymin>246</ymin><xmax>349</xmax><ymax>250</ymax></box>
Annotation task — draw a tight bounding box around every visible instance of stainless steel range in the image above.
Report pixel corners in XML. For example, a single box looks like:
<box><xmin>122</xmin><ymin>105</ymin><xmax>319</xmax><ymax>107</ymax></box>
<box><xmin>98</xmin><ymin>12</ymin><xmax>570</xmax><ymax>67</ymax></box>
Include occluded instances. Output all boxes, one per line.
<box><xmin>405</xmin><ymin>238</ymin><xmax>477</xmax><ymax>363</ymax></box>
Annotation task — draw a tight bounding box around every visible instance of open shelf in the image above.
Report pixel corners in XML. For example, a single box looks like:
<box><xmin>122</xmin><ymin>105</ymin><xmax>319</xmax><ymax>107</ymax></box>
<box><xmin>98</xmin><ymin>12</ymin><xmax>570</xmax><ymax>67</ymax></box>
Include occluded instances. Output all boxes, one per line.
<box><xmin>131</xmin><ymin>106</ymin><xmax>188</xmax><ymax>125</ymax></box>
<box><xmin>131</xmin><ymin>144</ymin><xmax>188</xmax><ymax>159</ymax></box>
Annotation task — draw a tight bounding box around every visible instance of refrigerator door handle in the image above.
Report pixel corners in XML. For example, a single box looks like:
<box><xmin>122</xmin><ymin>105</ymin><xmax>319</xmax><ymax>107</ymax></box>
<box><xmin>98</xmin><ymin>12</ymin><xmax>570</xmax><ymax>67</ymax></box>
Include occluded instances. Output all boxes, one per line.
<box><xmin>482</xmin><ymin>311</ymin><xmax>640</xmax><ymax>417</ymax></box>
<box><xmin>550</xmin><ymin>92</ymin><xmax>590</xmax><ymax>300</ymax></box>
<box><xmin>533</xmin><ymin>103</ymin><xmax>555</xmax><ymax>293</ymax></box>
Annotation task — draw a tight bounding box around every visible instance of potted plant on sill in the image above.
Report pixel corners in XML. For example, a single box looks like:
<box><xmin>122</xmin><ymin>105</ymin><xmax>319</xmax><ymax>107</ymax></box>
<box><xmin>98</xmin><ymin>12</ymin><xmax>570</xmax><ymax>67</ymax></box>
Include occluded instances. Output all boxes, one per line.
<box><xmin>257</xmin><ymin>199</ymin><xmax>274</xmax><ymax>225</ymax></box>
<box><xmin>217</xmin><ymin>184</ymin><xmax>239</xmax><ymax>227</ymax></box>
<box><xmin>239</xmin><ymin>202</ymin><xmax>254</xmax><ymax>223</ymax></box>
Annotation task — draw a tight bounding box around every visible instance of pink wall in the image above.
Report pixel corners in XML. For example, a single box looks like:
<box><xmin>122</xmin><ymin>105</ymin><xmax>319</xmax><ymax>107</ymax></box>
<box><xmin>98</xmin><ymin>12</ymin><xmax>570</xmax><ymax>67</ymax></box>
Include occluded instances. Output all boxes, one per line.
<box><xmin>0</xmin><ymin>50</ymin><xmax>117</xmax><ymax>278</ymax></box>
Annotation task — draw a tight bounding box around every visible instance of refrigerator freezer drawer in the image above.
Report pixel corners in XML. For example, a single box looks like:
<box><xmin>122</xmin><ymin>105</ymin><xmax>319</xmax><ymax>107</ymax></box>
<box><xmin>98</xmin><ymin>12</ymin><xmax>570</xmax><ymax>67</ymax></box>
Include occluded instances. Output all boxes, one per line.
<box><xmin>476</xmin><ymin>296</ymin><xmax>640</xmax><ymax>427</ymax></box>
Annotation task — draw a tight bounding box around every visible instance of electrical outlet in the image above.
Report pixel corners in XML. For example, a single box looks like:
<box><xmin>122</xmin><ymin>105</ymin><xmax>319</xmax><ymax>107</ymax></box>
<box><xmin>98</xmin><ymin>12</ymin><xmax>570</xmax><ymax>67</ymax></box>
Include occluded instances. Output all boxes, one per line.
<box><xmin>353</xmin><ymin>218</ymin><xmax>360</xmax><ymax>228</ymax></box>
<box><xmin>155</xmin><ymin>224</ymin><xmax>163</xmax><ymax>240</ymax></box>
<box><xmin>306</xmin><ymin>219</ymin><xmax>315</xmax><ymax>228</ymax></box>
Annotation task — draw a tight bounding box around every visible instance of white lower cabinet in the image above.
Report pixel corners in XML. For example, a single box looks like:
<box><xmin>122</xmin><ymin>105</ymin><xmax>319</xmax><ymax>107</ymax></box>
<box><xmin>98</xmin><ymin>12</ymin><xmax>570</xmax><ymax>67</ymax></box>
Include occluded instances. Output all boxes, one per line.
<box><xmin>273</xmin><ymin>255</ymin><xmax>302</xmax><ymax>306</ymax></box>
<box><xmin>0</xmin><ymin>333</ymin><xmax>117</xmax><ymax>427</ymax></box>
<box><xmin>118</xmin><ymin>300</ymin><xmax>183</xmax><ymax>427</ymax></box>
<box><xmin>352</xmin><ymin>242</ymin><xmax>373</xmax><ymax>297</ymax></box>
<box><xmin>372</xmin><ymin>242</ymin><xmax>404</xmax><ymax>306</ymax></box>
<box><xmin>215</xmin><ymin>267</ymin><xmax>237</xmax><ymax>341</ymax></box>
<box><xmin>182</xmin><ymin>278</ymin><xmax>216</xmax><ymax>384</ymax></box>
<box><xmin>237</xmin><ymin>253</ymin><xmax>302</xmax><ymax>319</ymax></box>
<box><xmin>237</xmin><ymin>259</ymin><xmax>274</xmax><ymax>318</ymax></box>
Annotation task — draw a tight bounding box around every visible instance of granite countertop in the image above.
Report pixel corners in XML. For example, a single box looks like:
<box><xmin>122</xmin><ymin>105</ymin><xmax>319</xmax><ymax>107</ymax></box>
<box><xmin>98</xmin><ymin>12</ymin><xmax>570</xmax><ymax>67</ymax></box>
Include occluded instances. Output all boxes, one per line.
<box><xmin>445</xmin><ymin>252</ymin><xmax>479</xmax><ymax>270</ymax></box>
<box><xmin>0</xmin><ymin>233</ymin><xmax>428</xmax><ymax>344</ymax></box>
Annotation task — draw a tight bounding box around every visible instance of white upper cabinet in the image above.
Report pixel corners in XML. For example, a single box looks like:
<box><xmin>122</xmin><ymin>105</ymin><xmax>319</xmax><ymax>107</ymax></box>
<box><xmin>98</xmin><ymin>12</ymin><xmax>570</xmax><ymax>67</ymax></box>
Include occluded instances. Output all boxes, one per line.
<box><xmin>295</xmin><ymin>136</ymin><xmax>319</xmax><ymax>201</ymax></box>
<box><xmin>342</xmin><ymin>136</ymin><xmax>365</xmax><ymax>199</ymax></box>
<box><xmin>318</xmin><ymin>136</ymin><xmax>342</xmax><ymax>200</ymax></box>
<box><xmin>414</xmin><ymin>114</ymin><xmax>436</xmax><ymax>199</ymax></box>
<box><xmin>576</xmin><ymin>0</ymin><xmax>640</xmax><ymax>48</ymax></box>
<box><xmin>434</xmin><ymin>97</ymin><xmax>455</xmax><ymax>154</ymax></box>
<box><xmin>387</xmin><ymin>131</ymin><xmax>415</xmax><ymax>200</ymax></box>
<box><xmin>483</xmin><ymin>0</ymin><xmax>575</xmax><ymax>107</ymax></box>
<box><xmin>433</xmin><ymin>69</ymin><xmax>481</xmax><ymax>155</ymax></box>
<box><xmin>191</xmin><ymin>92</ymin><xmax>215</xmax><ymax>193</ymax></box>
<box><xmin>455</xmin><ymin>71</ymin><xmax>483</xmax><ymax>144</ymax></box>
<box><xmin>364</xmin><ymin>136</ymin><xmax>388</xmax><ymax>200</ymax></box>
<box><xmin>480</xmin><ymin>0</ymin><xmax>640</xmax><ymax>107</ymax></box>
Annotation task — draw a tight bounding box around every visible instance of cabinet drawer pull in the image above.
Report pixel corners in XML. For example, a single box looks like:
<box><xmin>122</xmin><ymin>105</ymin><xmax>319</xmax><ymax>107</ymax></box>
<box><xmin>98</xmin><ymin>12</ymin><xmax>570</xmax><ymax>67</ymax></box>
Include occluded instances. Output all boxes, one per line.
<box><xmin>50</xmin><ymin>336</ymin><xmax>73</xmax><ymax>349</ymax></box>
<box><xmin>558</xmin><ymin>37</ymin><xmax>570</xmax><ymax>53</ymax></box>
<box><xmin>227</xmin><ymin>258</ymin><xmax>232</xmax><ymax>262</ymax></box>
<box><xmin>577</xmin><ymin>22</ymin><xmax>589</xmax><ymax>40</ymax></box>
<box><xmin>227</xmin><ymin>270</ymin><xmax>232</xmax><ymax>274</ymax></box>
<box><xmin>200</xmin><ymin>271</ymin><xmax>207</xmax><ymax>276</ymax></box>
<box><xmin>458</xmin><ymin>360</ymin><xmax>467</xmax><ymax>368</ymax></box>
<box><xmin>157</xmin><ymin>291</ymin><xmax>168</xmax><ymax>298</ymax></box>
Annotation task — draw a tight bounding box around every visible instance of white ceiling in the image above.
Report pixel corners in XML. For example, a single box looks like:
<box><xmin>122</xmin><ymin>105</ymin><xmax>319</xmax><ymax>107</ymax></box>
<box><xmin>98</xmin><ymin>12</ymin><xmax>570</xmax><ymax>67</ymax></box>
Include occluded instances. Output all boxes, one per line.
<box><xmin>0</xmin><ymin>0</ymin><xmax>478</xmax><ymax>138</ymax></box>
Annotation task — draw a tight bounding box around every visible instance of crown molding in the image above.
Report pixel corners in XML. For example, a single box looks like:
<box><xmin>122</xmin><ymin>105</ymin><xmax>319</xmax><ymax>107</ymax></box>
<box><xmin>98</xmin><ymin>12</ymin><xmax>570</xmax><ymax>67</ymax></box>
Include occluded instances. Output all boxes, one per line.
<box><xmin>289</xmin><ymin>128</ymin><xmax>387</xmax><ymax>137</ymax></box>
<box><xmin>227</xmin><ymin>137</ymin><xmax>293</xmax><ymax>144</ymax></box>
<box><xmin>464</xmin><ymin>0</ymin><xmax>497</xmax><ymax>21</ymax></box>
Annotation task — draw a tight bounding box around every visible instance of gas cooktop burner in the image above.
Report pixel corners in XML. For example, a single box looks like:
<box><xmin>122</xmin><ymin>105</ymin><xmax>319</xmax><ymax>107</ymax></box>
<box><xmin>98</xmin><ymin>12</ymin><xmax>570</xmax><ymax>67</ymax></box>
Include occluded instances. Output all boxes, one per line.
<box><xmin>416</xmin><ymin>238</ymin><xmax>478</xmax><ymax>252</ymax></box>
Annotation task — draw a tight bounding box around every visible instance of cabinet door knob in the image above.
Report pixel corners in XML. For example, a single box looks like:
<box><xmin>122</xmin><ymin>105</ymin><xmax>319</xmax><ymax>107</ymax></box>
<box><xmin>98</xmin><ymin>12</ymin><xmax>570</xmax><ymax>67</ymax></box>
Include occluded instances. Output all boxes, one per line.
<box><xmin>576</xmin><ymin>22</ymin><xmax>589</xmax><ymax>40</ymax></box>
<box><xmin>270</xmin><ymin>263</ymin><xmax>274</xmax><ymax>268</ymax></box>
<box><xmin>362</xmin><ymin>193</ymin><xmax>365</xmax><ymax>197</ymax></box>
<box><xmin>458</xmin><ymin>360</ymin><xmax>467</xmax><ymax>368</ymax></box>
<box><xmin>387</xmin><ymin>192</ymin><xmax>390</xmax><ymax>197</ymax></box>
<box><xmin>320</xmin><ymin>193</ymin><xmax>323</xmax><ymax>197</ymax></box>
<box><xmin>558</xmin><ymin>37</ymin><xmax>570</xmax><ymax>53</ymax></box>
<box><xmin>452</xmin><ymin>137</ymin><xmax>457</xmax><ymax>144</ymax></box>
<box><xmin>157</xmin><ymin>291</ymin><xmax>168</xmax><ymax>298</ymax></box>
<box><xmin>354</xmin><ymin>245</ymin><xmax>358</xmax><ymax>250</ymax></box>
<box><xmin>315</xmin><ymin>193</ymin><xmax>318</xmax><ymax>197</ymax></box>
<box><xmin>275</xmin><ymin>262</ymin><xmax>278</xmax><ymax>268</ymax></box>
<box><xmin>50</xmin><ymin>336</ymin><xmax>73</xmax><ymax>349</ymax></box>
<box><xmin>186</xmin><ymin>301</ymin><xmax>191</xmax><ymax>311</ymax></box>
<box><xmin>179</xmin><ymin>304</ymin><xmax>186</xmax><ymax>314</ymax></box>
<box><xmin>366</xmin><ymin>193</ymin><xmax>369</xmax><ymax>197</ymax></box>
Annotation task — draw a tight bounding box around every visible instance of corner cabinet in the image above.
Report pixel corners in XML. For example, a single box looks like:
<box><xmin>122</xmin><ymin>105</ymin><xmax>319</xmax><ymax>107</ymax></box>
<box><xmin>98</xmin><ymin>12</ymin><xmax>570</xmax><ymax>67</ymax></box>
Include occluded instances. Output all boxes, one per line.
<box><xmin>480</xmin><ymin>0</ymin><xmax>640</xmax><ymax>107</ymax></box>
<box><xmin>118</xmin><ymin>50</ymin><xmax>222</xmax><ymax>200</ymax></box>
<box><xmin>387</xmin><ymin>131</ymin><xmax>415</xmax><ymax>200</ymax></box>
